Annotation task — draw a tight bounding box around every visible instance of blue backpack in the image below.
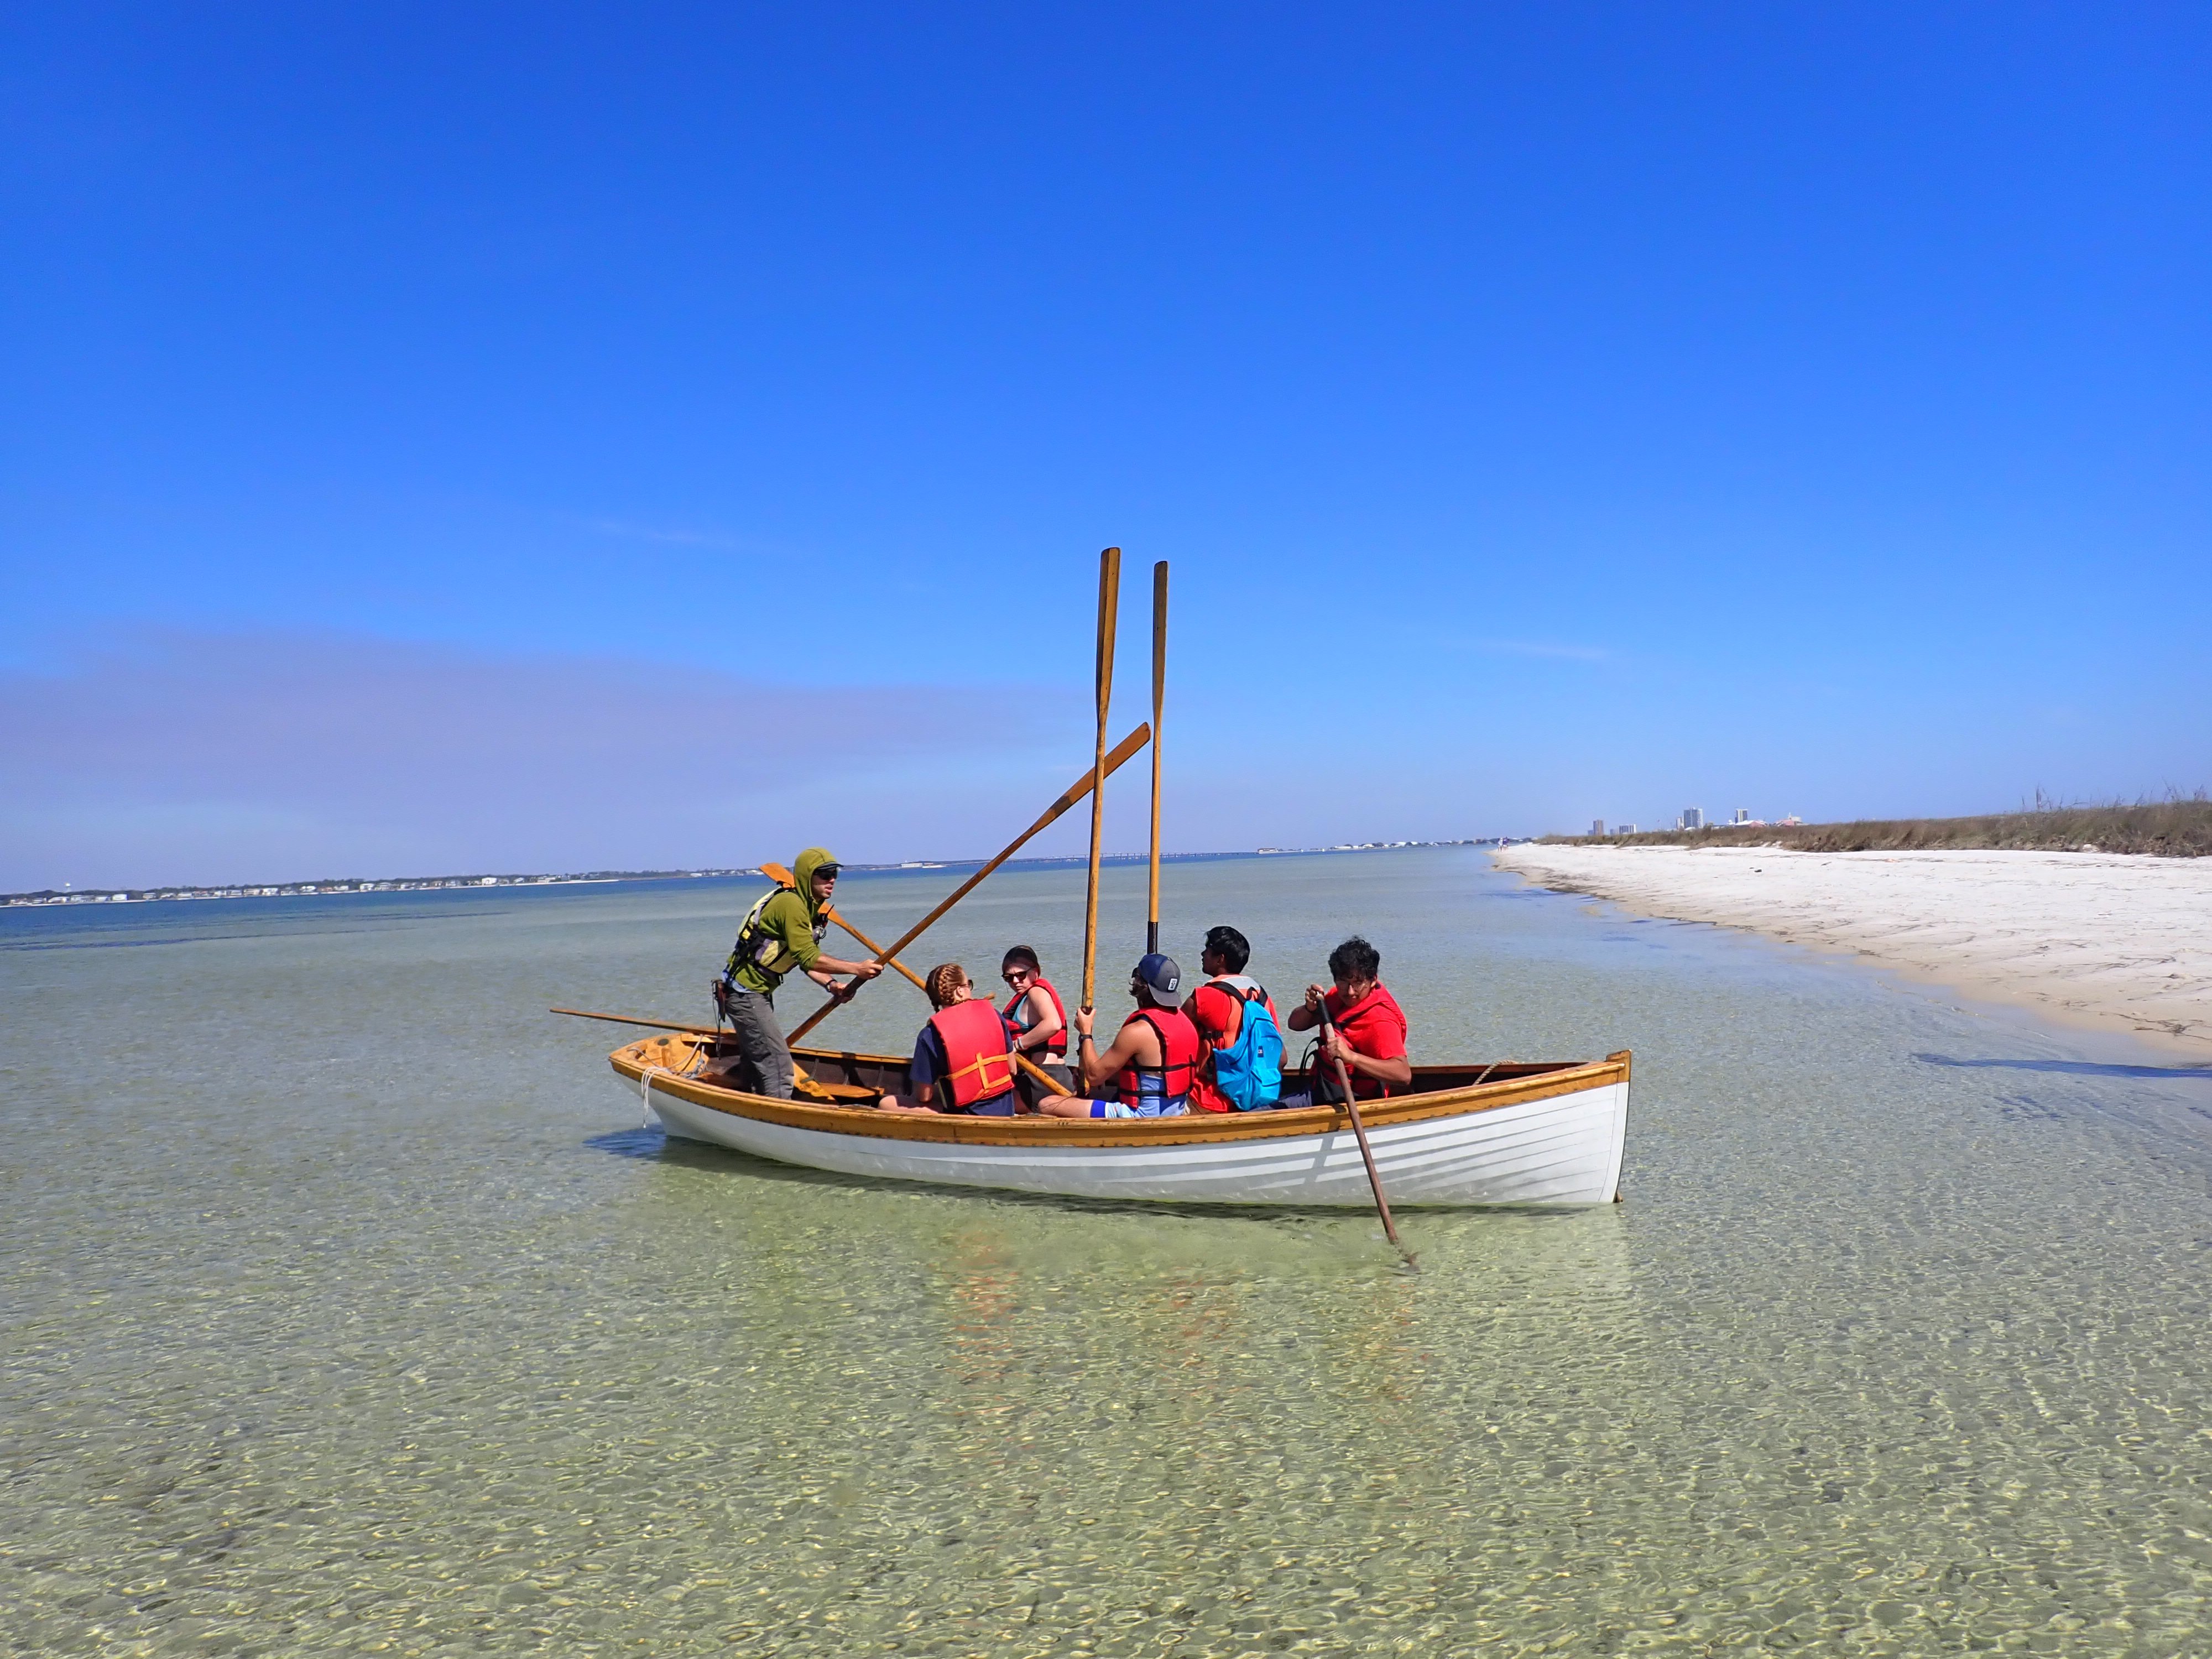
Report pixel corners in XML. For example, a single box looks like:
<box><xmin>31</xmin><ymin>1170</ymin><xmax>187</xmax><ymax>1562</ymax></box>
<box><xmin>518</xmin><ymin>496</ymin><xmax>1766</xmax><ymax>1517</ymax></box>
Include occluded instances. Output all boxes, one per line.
<box><xmin>1204</xmin><ymin>978</ymin><xmax>1284</xmax><ymax>1110</ymax></box>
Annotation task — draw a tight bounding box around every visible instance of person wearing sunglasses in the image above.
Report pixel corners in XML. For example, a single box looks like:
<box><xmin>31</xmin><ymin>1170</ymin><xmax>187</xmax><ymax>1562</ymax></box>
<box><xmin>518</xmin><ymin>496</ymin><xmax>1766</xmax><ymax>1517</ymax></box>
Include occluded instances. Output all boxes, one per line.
<box><xmin>998</xmin><ymin>945</ymin><xmax>1072</xmax><ymax>1105</ymax></box>
<box><xmin>713</xmin><ymin>847</ymin><xmax>883</xmax><ymax>1098</ymax></box>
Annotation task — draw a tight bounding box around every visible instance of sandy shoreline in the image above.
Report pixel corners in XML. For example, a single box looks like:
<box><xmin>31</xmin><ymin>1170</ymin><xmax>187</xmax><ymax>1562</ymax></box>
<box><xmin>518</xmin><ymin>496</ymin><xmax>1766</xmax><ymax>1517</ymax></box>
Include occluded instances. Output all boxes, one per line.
<box><xmin>1491</xmin><ymin>844</ymin><xmax>2212</xmax><ymax>1056</ymax></box>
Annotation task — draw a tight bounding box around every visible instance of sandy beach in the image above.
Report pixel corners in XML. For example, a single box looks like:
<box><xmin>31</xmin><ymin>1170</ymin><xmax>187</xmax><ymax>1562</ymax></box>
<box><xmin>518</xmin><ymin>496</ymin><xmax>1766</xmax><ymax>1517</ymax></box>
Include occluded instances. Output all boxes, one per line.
<box><xmin>1493</xmin><ymin>843</ymin><xmax>2212</xmax><ymax>1055</ymax></box>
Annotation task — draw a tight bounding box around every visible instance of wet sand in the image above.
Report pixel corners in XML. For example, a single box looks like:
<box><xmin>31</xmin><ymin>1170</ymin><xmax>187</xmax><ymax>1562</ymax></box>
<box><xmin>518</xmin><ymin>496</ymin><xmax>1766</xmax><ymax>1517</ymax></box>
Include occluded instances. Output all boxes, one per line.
<box><xmin>1494</xmin><ymin>843</ymin><xmax>2212</xmax><ymax>1055</ymax></box>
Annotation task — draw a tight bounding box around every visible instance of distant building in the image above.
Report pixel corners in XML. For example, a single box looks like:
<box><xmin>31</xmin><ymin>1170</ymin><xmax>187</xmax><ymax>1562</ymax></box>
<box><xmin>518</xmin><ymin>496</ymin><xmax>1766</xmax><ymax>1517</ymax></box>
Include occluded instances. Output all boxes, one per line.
<box><xmin>1733</xmin><ymin>808</ymin><xmax>1751</xmax><ymax>825</ymax></box>
<box><xmin>1619</xmin><ymin>823</ymin><xmax>1636</xmax><ymax>835</ymax></box>
<box><xmin>1592</xmin><ymin>819</ymin><xmax>1605</xmax><ymax>837</ymax></box>
<box><xmin>1682</xmin><ymin>807</ymin><xmax>1704</xmax><ymax>830</ymax></box>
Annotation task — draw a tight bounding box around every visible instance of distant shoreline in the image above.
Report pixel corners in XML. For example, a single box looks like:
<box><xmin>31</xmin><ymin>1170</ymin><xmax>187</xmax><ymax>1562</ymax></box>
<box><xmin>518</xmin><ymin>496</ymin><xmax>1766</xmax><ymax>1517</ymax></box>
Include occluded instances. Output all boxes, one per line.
<box><xmin>1</xmin><ymin>838</ymin><xmax>1505</xmax><ymax>909</ymax></box>
<box><xmin>1550</xmin><ymin>799</ymin><xmax>2211</xmax><ymax>859</ymax></box>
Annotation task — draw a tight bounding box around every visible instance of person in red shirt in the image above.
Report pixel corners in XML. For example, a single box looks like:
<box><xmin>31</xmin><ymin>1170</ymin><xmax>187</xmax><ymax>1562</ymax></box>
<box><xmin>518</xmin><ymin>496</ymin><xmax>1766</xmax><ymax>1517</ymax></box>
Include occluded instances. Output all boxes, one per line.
<box><xmin>1281</xmin><ymin>935</ymin><xmax>1412</xmax><ymax>1104</ymax></box>
<box><xmin>1185</xmin><ymin>924</ymin><xmax>1280</xmax><ymax>1114</ymax></box>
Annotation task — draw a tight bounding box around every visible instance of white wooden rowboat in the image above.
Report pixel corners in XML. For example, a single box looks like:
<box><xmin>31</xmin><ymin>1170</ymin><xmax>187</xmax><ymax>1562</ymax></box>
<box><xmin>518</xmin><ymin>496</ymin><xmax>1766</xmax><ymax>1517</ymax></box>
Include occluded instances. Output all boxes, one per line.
<box><xmin>611</xmin><ymin>1034</ymin><xmax>1631</xmax><ymax>1207</ymax></box>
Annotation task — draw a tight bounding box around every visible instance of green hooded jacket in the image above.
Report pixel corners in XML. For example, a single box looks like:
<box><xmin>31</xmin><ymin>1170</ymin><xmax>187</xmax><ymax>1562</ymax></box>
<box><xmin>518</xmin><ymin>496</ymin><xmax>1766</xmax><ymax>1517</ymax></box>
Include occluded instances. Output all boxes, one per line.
<box><xmin>727</xmin><ymin>847</ymin><xmax>837</xmax><ymax>996</ymax></box>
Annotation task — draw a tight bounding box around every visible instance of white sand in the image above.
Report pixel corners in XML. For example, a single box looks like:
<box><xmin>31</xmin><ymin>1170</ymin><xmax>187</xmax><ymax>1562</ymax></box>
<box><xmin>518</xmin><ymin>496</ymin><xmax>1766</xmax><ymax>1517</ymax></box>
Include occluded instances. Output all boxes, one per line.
<box><xmin>1491</xmin><ymin>844</ymin><xmax>2212</xmax><ymax>1055</ymax></box>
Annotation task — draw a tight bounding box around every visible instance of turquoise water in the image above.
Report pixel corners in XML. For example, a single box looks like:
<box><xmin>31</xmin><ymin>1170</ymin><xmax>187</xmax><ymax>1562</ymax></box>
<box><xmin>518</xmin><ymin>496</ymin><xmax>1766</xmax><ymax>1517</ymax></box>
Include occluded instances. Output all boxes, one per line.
<box><xmin>4</xmin><ymin>848</ymin><xmax>2210</xmax><ymax>1655</ymax></box>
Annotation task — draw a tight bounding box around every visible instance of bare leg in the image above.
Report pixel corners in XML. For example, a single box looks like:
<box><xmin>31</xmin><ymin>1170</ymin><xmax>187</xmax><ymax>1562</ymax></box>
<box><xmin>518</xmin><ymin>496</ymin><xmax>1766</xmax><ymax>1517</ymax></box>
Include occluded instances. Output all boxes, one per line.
<box><xmin>878</xmin><ymin>1093</ymin><xmax>943</xmax><ymax>1114</ymax></box>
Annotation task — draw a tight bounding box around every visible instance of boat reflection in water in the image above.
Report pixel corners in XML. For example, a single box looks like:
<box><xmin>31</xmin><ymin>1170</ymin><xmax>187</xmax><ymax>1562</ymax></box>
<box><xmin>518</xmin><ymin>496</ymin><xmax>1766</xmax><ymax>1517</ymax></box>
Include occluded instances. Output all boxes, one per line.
<box><xmin>609</xmin><ymin>1138</ymin><xmax>1644</xmax><ymax>1652</ymax></box>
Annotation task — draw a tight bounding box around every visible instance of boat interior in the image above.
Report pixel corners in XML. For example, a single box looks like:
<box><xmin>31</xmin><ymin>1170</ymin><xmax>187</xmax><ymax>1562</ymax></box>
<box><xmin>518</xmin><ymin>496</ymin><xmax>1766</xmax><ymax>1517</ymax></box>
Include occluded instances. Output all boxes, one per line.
<box><xmin>629</xmin><ymin>1032</ymin><xmax>1591</xmax><ymax>1108</ymax></box>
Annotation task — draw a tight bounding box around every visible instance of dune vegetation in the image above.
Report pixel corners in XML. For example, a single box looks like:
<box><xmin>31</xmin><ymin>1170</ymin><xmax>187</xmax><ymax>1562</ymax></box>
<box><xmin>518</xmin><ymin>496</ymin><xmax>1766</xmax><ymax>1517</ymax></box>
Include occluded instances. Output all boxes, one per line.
<box><xmin>1550</xmin><ymin>795</ymin><xmax>2212</xmax><ymax>858</ymax></box>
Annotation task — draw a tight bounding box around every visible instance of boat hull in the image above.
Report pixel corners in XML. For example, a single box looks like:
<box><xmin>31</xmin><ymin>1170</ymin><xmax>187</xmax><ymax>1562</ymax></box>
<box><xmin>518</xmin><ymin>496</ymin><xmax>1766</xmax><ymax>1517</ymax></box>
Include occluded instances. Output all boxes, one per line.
<box><xmin>612</xmin><ymin>1037</ymin><xmax>1630</xmax><ymax>1208</ymax></box>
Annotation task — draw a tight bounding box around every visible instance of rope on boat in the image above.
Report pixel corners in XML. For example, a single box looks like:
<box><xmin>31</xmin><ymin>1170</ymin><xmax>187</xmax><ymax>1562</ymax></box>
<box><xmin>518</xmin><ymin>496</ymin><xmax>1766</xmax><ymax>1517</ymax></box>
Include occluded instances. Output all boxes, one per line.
<box><xmin>638</xmin><ymin>1063</ymin><xmax>670</xmax><ymax>1128</ymax></box>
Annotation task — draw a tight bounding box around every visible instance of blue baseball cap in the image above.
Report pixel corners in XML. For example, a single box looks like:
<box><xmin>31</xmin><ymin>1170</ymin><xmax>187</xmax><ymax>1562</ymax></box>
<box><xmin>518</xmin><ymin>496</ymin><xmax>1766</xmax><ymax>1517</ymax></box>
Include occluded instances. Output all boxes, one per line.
<box><xmin>1134</xmin><ymin>952</ymin><xmax>1185</xmax><ymax>1008</ymax></box>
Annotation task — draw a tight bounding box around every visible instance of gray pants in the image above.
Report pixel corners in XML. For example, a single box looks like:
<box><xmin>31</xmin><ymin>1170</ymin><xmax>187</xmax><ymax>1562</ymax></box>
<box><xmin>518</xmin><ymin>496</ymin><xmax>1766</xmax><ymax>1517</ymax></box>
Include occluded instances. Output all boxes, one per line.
<box><xmin>722</xmin><ymin>988</ymin><xmax>795</xmax><ymax>1099</ymax></box>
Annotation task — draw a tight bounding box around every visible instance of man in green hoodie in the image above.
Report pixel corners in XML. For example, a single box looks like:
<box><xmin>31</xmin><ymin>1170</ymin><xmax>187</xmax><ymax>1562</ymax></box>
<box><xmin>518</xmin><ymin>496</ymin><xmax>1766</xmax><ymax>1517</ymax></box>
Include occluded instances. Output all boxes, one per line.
<box><xmin>715</xmin><ymin>848</ymin><xmax>884</xmax><ymax>1098</ymax></box>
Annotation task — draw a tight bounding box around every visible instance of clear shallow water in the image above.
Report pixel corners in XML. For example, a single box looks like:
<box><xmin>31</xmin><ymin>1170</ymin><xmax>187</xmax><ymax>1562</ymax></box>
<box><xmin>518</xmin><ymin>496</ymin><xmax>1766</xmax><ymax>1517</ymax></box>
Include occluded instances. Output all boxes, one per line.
<box><xmin>4</xmin><ymin>848</ymin><xmax>2210</xmax><ymax>1656</ymax></box>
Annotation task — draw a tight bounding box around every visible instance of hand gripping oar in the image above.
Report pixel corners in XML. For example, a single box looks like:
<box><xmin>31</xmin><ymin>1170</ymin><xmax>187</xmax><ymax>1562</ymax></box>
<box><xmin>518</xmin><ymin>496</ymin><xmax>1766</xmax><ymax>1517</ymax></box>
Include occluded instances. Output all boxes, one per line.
<box><xmin>1314</xmin><ymin>998</ymin><xmax>1412</xmax><ymax>1262</ymax></box>
<box><xmin>784</xmin><ymin>719</ymin><xmax>1152</xmax><ymax>1045</ymax></box>
<box><xmin>758</xmin><ymin>863</ymin><xmax>1073</xmax><ymax>1099</ymax></box>
<box><xmin>547</xmin><ymin>1007</ymin><xmax>878</xmax><ymax>1103</ymax></box>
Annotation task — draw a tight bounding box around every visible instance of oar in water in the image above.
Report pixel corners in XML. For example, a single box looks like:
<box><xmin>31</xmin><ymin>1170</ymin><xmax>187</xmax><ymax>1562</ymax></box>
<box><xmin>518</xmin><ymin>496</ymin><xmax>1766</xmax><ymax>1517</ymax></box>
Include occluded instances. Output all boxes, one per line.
<box><xmin>1314</xmin><ymin>998</ymin><xmax>1413</xmax><ymax>1264</ymax></box>
<box><xmin>547</xmin><ymin>1006</ymin><xmax>877</xmax><ymax>1103</ymax></box>
<box><xmin>758</xmin><ymin>862</ymin><xmax>1073</xmax><ymax>1099</ymax></box>
<box><xmin>784</xmin><ymin>717</ymin><xmax>1152</xmax><ymax>1045</ymax></box>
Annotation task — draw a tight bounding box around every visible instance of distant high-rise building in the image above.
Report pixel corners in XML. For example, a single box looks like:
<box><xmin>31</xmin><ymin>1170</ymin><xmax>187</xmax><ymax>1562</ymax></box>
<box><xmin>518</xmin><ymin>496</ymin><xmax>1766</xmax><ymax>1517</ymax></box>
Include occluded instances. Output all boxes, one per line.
<box><xmin>1733</xmin><ymin>807</ymin><xmax>1750</xmax><ymax>825</ymax></box>
<box><xmin>1683</xmin><ymin>807</ymin><xmax>1704</xmax><ymax>830</ymax></box>
<box><xmin>1619</xmin><ymin>823</ymin><xmax>1637</xmax><ymax>835</ymax></box>
<box><xmin>1592</xmin><ymin>819</ymin><xmax>1606</xmax><ymax>837</ymax></box>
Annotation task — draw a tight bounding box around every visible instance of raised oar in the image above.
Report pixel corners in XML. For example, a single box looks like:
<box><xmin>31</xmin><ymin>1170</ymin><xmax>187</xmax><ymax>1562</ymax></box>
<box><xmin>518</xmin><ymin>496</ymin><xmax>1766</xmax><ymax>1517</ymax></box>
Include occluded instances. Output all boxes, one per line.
<box><xmin>547</xmin><ymin>1007</ymin><xmax>877</xmax><ymax>1103</ymax></box>
<box><xmin>783</xmin><ymin>719</ymin><xmax>1152</xmax><ymax>1045</ymax></box>
<box><xmin>1082</xmin><ymin>546</ymin><xmax>1121</xmax><ymax>1023</ymax></box>
<box><xmin>758</xmin><ymin>862</ymin><xmax>1073</xmax><ymax>1099</ymax></box>
<box><xmin>1314</xmin><ymin>998</ymin><xmax>1413</xmax><ymax>1264</ymax></box>
<box><xmin>1146</xmin><ymin>558</ymin><xmax>1167</xmax><ymax>956</ymax></box>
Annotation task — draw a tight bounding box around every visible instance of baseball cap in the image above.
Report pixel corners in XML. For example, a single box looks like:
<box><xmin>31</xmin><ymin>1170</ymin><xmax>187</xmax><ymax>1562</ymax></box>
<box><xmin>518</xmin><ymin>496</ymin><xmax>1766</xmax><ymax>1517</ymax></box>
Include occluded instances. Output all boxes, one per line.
<box><xmin>1134</xmin><ymin>952</ymin><xmax>1185</xmax><ymax>1008</ymax></box>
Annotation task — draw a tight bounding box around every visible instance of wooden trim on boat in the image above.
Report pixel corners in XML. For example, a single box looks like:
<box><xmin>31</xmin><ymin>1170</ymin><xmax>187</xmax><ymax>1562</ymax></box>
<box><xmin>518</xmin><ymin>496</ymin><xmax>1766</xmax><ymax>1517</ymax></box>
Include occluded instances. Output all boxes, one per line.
<box><xmin>610</xmin><ymin>1035</ymin><xmax>1629</xmax><ymax>1149</ymax></box>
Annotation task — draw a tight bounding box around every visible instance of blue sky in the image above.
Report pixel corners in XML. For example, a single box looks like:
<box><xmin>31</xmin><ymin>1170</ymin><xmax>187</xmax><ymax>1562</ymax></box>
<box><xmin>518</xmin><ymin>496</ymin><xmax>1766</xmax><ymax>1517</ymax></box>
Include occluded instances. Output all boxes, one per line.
<box><xmin>3</xmin><ymin>3</ymin><xmax>2205</xmax><ymax>888</ymax></box>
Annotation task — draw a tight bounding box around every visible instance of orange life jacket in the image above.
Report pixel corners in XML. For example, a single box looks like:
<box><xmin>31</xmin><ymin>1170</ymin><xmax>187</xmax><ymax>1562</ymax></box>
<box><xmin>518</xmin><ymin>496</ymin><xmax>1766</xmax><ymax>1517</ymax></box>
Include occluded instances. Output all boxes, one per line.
<box><xmin>1116</xmin><ymin>1006</ymin><xmax>1202</xmax><ymax>1114</ymax></box>
<box><xmin>1002</xmin><ymin>973</ymin><xmax>1069</xmax><ymax>1058</ymax></box>
<box><xmin>927</xmin><ymin>998</ymin><xmax>1017</xmax><ymax>1110</ymax></box>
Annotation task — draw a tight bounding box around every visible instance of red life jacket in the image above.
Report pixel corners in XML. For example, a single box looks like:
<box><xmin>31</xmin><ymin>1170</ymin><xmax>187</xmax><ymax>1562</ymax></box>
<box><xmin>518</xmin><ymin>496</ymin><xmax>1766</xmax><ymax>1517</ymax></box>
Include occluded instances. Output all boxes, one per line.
<box><xmin>927</xmin><ymin>998</ymin><xmax>1017</xmax><ymax>1110</ymax></box>
<box><xmin>1002</xmin><ymin>973</ymin><xmax>1069</xmax><ymax>1058</ymax></box>
<box><xmin>1115</xmin><ymin>1006</ymin><xmax>1202</xmax><ymax>1114</ymax></box>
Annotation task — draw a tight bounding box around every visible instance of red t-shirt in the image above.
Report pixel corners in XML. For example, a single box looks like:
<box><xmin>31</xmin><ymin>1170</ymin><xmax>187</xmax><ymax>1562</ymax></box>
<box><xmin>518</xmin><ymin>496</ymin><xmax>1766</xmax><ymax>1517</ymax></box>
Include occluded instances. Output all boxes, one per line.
<box><xmin>1323</xmin><ymin>983</ymin><xmax>1408</xmax><ymax>1099</ymax></box>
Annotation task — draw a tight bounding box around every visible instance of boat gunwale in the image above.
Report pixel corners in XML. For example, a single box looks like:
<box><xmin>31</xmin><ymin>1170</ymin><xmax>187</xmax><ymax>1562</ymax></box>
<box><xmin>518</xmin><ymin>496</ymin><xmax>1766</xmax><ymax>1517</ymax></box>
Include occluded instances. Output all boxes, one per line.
<box><xmin>611</xmin><ymin>1036</ymin><xmax>1631</xmax><ymax>1149</ymax></box>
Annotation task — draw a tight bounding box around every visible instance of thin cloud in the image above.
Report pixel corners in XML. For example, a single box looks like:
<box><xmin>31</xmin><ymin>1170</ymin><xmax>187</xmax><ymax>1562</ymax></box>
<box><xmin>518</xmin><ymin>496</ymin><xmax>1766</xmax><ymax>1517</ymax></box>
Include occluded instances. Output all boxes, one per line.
<box><xmin>585</xmin><ymin>518</ymin><xmax>747</xmax><ymax>551</ymax></box>
<box><xmin>1476</xmin><ymin>639</ymin><xmax>1611</xmax><ymax>662</ymax></box>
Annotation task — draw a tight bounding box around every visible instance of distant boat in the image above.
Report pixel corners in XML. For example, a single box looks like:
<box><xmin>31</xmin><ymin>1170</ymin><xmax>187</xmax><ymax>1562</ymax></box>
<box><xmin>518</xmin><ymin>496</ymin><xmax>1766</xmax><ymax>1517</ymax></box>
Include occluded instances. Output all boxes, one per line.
<box><xmin>610</xmin><ymin>1036</ymin><xmax>1631</xmax><ymax>1207</ymax></box>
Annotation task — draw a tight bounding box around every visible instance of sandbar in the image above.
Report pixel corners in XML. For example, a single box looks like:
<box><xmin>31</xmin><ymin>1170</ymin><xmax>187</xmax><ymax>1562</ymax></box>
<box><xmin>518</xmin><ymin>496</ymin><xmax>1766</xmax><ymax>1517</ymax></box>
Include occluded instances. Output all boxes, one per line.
<box><xmin>1491</xmin><ymin>844</ymin><xmax>2212</xmax><ymax>1056</ymax></box>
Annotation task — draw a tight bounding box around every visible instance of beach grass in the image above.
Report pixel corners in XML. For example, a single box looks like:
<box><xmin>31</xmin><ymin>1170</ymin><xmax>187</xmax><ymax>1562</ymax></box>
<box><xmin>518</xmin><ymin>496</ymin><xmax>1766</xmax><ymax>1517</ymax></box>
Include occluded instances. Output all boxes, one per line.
<box><xmin>1551</xmin><ymin>795</ymin><xmax>2212</xmax><ymax>857</ymax></box>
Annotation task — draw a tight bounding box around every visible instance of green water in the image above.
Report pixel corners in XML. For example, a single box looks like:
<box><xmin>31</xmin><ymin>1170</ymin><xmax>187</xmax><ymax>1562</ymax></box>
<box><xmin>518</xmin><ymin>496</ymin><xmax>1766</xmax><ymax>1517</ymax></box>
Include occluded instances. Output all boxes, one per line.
<box><xmin>4</xmin><ymin>849</ymin><xmax>2209</xmax><ymax>1655</ymax></box>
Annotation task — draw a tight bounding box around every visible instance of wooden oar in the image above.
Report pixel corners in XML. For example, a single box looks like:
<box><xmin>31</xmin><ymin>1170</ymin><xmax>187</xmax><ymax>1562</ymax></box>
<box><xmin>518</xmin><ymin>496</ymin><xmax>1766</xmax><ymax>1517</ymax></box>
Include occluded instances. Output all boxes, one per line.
<box><xmin>758</xmin><ymin>863</ymin><xmax>1072</xmax><ymax>1099</ymax></box>
<box><xmin>783</xmin><ymin>718</ymin><xmax>1152</xmax><ymax>1045</ymax></box>
<box><xmin>1082</xmin><ymin>546</ymin><xmax>1121</xmax><ymax>1020</ymax></box>
<box><xmin>552</xmin><ymin>1005</ymin><xmax>710</xmax><ymax>1035</ymax></box>
<box><xmin>1314</xmin><ymin>998</ymin><xmax>1412</xmax><ymax>1263</ymax></box>
<box><xmin>1147</xmin><ymin>559</ymin><xmax>1167</xmax><ymax>956</ymax></box>
<box><xmin>547</xmin><ymin>1006</ymin><xmax>877</xmax><ymax>1103</ymax></box>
